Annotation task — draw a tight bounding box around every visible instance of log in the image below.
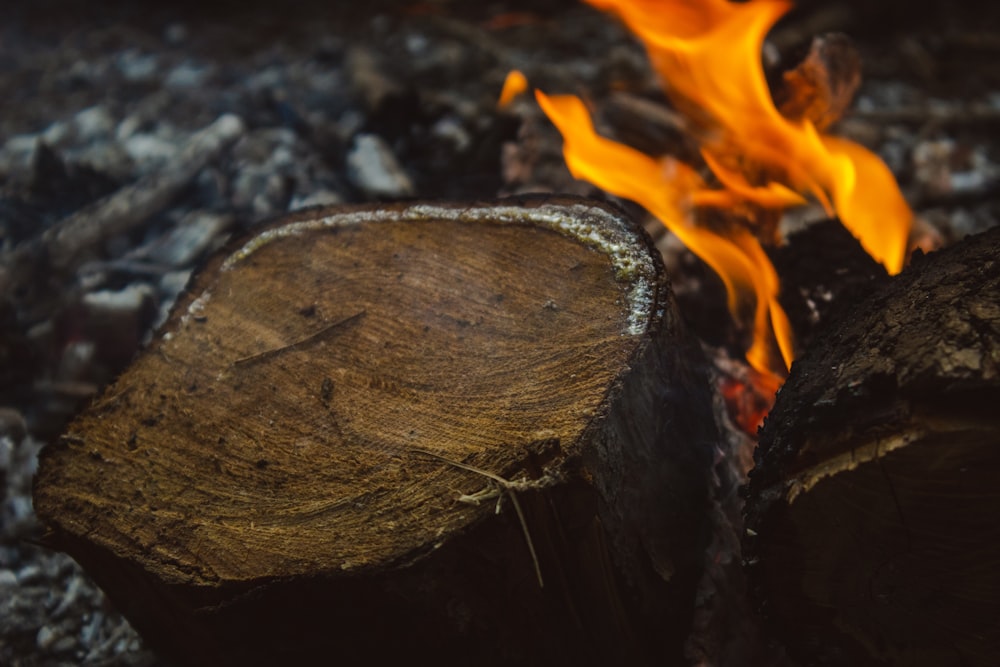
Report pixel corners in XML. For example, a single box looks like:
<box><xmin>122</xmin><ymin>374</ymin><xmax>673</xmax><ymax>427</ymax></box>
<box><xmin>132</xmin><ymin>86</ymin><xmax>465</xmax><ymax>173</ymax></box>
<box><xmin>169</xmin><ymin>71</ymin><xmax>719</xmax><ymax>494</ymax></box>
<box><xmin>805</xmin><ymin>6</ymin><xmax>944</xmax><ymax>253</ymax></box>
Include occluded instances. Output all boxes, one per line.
<box><xmin>744</xmin><ymin>225</ymin><xmax>1000</xmax><ymax>666</ymax></box>
<box><xmin>770</xmin><ymin>218</ymin><xmax>890</xmax><ymax>353</ymax></box>
<box><xmin>34</xmin><ymin>197</ymin><xmax>718</xmax><ymax>666</ymax></box>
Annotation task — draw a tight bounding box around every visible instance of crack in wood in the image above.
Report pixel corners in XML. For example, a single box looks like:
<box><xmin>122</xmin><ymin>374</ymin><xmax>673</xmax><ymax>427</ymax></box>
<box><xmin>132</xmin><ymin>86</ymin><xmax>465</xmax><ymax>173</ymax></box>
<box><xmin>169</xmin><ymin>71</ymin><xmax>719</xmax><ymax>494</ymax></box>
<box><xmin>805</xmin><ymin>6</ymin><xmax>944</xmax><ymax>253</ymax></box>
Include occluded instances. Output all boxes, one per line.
<box><xmin>231</xmin><ymin>310</ymin><xmax>366</xmax><ymax>368</ymax></box>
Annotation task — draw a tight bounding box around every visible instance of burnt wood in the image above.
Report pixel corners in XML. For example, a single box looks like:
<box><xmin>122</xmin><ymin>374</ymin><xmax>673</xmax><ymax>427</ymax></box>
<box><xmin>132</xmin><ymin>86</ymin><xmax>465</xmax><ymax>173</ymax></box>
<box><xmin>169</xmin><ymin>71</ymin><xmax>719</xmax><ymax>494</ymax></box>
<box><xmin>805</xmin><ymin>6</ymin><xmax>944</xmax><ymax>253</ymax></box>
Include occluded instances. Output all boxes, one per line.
<box><xmin>770</xmin><ymin>218</ymin><xmax>890</xmax><ymax>353</ymax></box>
<box><xmin>745</xmin><ymin>225</ymin><xmax>1000</xmax><ymax>666</ymax></box>
<box><xmin>34</xmin><ymin>197</ymin><xmax>717</xmax><ymax>667</ymax></box>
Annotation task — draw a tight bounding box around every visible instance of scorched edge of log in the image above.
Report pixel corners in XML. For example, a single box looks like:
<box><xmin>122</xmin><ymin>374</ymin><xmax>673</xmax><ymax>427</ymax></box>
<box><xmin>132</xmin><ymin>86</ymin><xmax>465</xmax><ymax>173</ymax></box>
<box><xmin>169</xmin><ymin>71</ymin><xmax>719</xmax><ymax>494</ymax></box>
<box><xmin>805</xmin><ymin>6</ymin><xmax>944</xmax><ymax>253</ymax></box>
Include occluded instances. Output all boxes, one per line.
<box><xmin>34</xmin><ymin>196</ymin><xmax>719</xmax><ymax>667</ymax></box>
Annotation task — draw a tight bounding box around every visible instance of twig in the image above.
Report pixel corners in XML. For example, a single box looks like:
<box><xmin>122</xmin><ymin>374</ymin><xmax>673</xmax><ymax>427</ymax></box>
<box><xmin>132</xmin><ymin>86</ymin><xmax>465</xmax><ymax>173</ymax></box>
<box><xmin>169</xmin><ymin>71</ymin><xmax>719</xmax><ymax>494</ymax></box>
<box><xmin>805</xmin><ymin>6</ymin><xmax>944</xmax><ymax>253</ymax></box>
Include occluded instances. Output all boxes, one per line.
<box><xmin>776</xmin><ymin>33</ymin><xmax>862</xmax><ymax>131</ymax></box>
<box><xmin>232</xmin><ymin>310</ymin><xmax>366</xmax><ymax>367</ymax></box>
<box><xmin>849</xmin><ymin>104</ymin><xmax>1000</xmax><ymax>127</ymax></box>
<box><xmin>48</xmin><ymin>114</ymin><xmax>245</xmax><ymax>270</ymax></box>
<box><xmin>0</xmin><ymin>113</ymin><xmax>245</xmax><ymax>297</ymax></box>
<box><xmin>411</xmin><ymin>447</ymin><xmax>549</xmax><ymax>588</ymax></box>
<box><xmin>767</xmin><ymin>5</ymin><xmax>854</xmax><ymax>53</ymax></box>
<box><xmin>911</xmin><ymin>181</ymin><xmax>1000</xmax><ymax>210</ymax></box>
<box><xmin>604</xmin><ymin>91</ymin><xmax>689</xmax><ymax>134</ymax></box>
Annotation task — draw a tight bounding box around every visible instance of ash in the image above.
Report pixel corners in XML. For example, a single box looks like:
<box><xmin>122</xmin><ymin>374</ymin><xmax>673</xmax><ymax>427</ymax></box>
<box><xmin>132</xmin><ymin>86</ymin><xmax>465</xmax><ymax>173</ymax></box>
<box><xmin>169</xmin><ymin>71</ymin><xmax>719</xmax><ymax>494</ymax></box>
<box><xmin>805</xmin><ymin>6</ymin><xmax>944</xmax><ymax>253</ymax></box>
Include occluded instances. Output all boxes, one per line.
<box><xmin>1</xmin><ymin>0</ymin><xmax>998</xmax><ymax>664</ymax></box>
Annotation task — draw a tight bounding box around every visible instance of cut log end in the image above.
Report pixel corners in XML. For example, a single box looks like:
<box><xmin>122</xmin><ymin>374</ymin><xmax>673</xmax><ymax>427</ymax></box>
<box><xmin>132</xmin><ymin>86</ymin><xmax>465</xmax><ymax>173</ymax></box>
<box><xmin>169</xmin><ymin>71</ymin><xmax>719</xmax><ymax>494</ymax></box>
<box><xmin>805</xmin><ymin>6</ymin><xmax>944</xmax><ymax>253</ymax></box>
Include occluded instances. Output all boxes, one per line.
<box><xmin>746</xmin><ymin>226</ymin><xmax>1000</xmax><ymax>666</ymax></box>
<box><xmin>48</xmin><ymin>206</ymin><xmax>641</xmax><ymax>584</ymax></box>
<box><xmin>35</xmin><ymin>197</ymin><xmax>716</xmax><ymax>666</ymax></box>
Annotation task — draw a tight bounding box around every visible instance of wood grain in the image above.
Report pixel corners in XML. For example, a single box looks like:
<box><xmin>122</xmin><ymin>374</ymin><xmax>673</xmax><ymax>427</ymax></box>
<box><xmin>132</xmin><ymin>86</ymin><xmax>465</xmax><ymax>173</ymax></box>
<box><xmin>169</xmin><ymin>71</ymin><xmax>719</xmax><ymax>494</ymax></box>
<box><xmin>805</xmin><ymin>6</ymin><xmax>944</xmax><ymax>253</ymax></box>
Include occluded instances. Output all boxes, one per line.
<box><xmin>35</xmin><ymin>197</ymin><xmax>717</xmax><ymax>666</ymax></box>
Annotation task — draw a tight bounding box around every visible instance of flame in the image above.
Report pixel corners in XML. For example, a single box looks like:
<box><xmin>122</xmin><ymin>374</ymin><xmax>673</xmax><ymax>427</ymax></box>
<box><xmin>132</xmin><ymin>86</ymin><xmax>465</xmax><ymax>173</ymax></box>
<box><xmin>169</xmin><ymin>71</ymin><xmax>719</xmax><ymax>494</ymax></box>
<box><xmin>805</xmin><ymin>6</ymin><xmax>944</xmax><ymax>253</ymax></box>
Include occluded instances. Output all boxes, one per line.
<box><xmin>498</xmin><ymin>70</ymin><xmax>529</xmax><ymax>108</ymax></box>
<box><xmin>583</xmin><ymin>0</ymin><xmax>913</xmax><ymax>273</ymax></box>
<box><xmin>525</xmin><ymin>0</ymin><xmax>913</xmax><ymax>384</ymax></box>
<box><xmin>535</xmin><ymin>91</ymin><xmax>792</xmax><ymax>382</ymax></box>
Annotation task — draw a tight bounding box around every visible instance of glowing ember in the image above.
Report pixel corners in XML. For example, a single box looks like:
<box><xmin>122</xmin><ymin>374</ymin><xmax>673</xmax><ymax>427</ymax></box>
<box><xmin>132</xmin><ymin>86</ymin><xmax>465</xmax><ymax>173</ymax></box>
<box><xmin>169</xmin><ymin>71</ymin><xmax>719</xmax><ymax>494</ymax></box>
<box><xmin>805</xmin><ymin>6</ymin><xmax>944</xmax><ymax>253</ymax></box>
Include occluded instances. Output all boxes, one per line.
<box><xmin>511</xmin><ymin>0</ymin><xmax>914</xmax><ymax>392</ymax></box>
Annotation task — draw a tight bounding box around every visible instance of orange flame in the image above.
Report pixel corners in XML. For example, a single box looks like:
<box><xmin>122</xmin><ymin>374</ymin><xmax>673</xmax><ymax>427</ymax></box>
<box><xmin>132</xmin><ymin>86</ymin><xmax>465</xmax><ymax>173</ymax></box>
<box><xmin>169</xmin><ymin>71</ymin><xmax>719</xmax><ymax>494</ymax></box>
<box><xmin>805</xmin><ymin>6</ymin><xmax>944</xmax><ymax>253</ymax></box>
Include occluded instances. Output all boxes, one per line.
<box><xmin>498</xmin><ymin>70</ymin><xmax>529</xmax><ymax>108</ymax></box>
<box><xmin>535</xmin><ymin>91</ymin><xmax>792</xmax><ymax>382</ymax></box>
<box><xmin>586</xmin><ymin>0</ymin><xmax>912</xmax><ymax>273</ymax></box>
<box><xmin>528</xmin><ymin>0</ymin><xmax>913</xmax><ymax>384</ymax></box>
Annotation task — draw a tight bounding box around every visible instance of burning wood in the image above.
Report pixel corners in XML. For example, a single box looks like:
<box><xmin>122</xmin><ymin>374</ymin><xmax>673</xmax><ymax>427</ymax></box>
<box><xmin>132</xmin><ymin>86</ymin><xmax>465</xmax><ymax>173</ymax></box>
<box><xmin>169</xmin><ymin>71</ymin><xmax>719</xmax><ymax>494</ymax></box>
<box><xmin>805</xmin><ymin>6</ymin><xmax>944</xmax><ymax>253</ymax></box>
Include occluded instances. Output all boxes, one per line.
<box><xmin>775</xmin><ymin>33</ymin><xmax>862</xmax><ymax>132</ymax></box>
<box><xmin>509</xmin><ymin>0</ymin><xmax>915</xmax><ymax>397</ymax></box>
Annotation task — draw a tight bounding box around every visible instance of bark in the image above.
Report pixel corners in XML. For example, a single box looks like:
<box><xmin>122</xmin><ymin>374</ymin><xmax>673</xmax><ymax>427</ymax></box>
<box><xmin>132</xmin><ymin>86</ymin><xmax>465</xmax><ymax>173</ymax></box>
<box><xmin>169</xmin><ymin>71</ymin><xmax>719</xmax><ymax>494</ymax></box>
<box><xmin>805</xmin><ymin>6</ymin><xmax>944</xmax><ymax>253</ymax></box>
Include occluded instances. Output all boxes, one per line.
<box><xmin>770</xmin><ymin>218</ymin><xmax>890</xmax><ymax>354</ymax></box>
<box><xmin>745</xmin><ymin>225</ymin><xmax>1000</xmax><ymax>666</ymax></box>
<box><xmin>34</xmin><ymin>197</ymin><xmax>718</xmax><ymax>667</ymax></box>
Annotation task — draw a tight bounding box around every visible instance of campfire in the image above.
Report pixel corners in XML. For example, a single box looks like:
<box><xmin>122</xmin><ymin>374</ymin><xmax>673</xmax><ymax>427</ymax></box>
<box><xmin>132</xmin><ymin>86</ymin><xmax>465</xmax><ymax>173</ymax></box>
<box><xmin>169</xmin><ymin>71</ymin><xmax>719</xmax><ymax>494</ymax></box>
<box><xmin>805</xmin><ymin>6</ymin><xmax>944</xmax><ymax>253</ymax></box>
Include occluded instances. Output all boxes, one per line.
<box><xmin>504</xmin><ymin>0</ymin><xmax>916</xmax><ymax>426</ymax></box>
<box><xmin>2</xmin><ymin>1</ymin><xmax>999</xmax><ymax>666</ymax></box>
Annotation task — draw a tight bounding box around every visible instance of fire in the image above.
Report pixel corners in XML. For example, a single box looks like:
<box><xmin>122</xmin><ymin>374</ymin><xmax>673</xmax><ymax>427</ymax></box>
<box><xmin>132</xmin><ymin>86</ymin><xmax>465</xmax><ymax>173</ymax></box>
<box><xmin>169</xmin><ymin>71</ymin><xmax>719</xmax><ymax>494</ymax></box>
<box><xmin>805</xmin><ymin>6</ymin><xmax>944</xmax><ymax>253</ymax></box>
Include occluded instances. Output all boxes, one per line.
<box><xmin>585</xmin><ymin>0</ymin><xmax>912</xmax><ymax>273</ymax></box>
<box><xmin>509</xmin><ymin>0</ymin><xmax>914</xmax><ymax>389</ymax></box>
<box><xmin>534</xmin><ymin>91</ymin><xmax>794</xmax><ymax>383</ymax></box>
<box><xmin>720</xmin><ymin>372</ymin><xmax>778</xmax><ymax>438</ymax></box>
<box><xmin>499</xmin><ymin>70</ymin><xmax>529</xmax><ymax>108</ymax></box>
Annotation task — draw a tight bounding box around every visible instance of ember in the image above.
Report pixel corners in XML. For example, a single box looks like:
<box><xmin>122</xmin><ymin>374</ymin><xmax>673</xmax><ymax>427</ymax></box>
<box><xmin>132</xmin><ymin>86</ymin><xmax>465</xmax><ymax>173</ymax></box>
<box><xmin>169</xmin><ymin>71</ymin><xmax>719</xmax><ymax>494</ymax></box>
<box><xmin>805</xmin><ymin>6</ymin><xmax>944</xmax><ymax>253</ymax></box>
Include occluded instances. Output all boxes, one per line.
<box><xmin>521</xmin><ymin>0</ymin><xmax>915</xmax><ymax>392</ymax></box>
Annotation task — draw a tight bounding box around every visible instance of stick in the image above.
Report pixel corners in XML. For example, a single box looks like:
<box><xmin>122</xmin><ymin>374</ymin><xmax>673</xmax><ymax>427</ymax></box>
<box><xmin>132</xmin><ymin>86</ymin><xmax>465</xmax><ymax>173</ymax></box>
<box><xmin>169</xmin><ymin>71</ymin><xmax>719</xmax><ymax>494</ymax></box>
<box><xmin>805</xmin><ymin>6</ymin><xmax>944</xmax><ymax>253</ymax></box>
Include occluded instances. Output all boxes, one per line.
<box><xmin>849</xmin><ymin>104</ymin><xmax>1000</xmax><ymax>127</ymax></box>
<box><xmin>411</xmin><ymin>447</ymin><xmax>548</xmax><ymax>588</ymax></box>
<box><xmin>46</xmin><ymin>114</ymin><xmax>246</xmax><ymax>271</ymax></box>
<box><xmin>232</xmin><ymin>310</ymin><xmax>366</xmax><ymax>368</ymax></box>
<box><xmin>0</xmin><ymin>113</ymin><xmax>245</xmax><ymax>299</ymax></box>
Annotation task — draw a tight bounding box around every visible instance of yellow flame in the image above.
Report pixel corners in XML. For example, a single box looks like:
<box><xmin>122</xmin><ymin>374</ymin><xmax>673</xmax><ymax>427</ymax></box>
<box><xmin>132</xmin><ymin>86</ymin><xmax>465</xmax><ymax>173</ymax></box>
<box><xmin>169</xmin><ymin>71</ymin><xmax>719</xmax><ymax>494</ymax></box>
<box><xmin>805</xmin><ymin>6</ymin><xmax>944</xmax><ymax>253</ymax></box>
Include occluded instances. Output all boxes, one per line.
<box><xmin>583</xmin><ymin>0</ymin><xmax>913</xmax><ymax>273</ymax></box>
<box><xmin>527</xmin><ymin>0</ymin><xmax>915</xmax><ymax>380</ymax></box>
<box><xmin>498</xmin><ymin>69</ymin><xmax>529</xmax><ymax>108</ymax></box>
<box><xmin>535</xmin><ymin>91</ymin><xmax>792</xmax><ymax>380</ymax></box>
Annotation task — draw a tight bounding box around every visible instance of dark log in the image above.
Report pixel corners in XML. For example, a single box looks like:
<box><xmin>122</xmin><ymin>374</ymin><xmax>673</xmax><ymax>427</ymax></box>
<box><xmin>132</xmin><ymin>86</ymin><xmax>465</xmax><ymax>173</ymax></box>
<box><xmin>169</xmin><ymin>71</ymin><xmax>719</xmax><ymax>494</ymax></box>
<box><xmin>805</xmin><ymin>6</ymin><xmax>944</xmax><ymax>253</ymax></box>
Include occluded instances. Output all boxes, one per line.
<box><xmin>34</xmin><ymin>197</ymin><xmax>718</xmax><ymax>667</ymax></box>
<box><xmin>770</xmin><ymin>218</ymin><xmax>890</xmax><ymax>353</ymax></box>
<box><xmin>745</xmin><ymin>225</ymin><xmax>1000</xmax><ymax>666</ymax></box>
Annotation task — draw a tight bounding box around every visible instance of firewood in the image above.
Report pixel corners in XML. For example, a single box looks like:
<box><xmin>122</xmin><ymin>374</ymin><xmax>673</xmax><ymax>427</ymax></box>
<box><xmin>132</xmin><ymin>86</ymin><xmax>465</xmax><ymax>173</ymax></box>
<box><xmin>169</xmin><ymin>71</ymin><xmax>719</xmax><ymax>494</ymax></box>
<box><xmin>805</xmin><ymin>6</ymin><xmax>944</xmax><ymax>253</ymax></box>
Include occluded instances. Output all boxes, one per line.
<box><xmin>34</xmin><ymin>197</ymin><xmax>718</xmax><ymax>667</ymax></box>
<box><xmin>776</xmin><ymin>33</ymin><xmax>862</xmax><ymax>131</ymax></box>
<box><xmin>744</xmin><ymin>225</ymin><xmax>1000</xmax><ymax>666</ymax></box>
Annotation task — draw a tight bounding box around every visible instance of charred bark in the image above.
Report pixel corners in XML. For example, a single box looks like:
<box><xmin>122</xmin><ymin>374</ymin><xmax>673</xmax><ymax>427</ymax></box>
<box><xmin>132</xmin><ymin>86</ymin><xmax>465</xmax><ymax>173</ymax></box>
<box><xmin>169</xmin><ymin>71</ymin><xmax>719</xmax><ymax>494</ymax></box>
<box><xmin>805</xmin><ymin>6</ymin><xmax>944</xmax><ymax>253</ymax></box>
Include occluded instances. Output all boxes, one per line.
<box><xmin>745</xmin><ymin>225</ymin><xmax>1000</xmax><ymax>666</ymax></box>
<box><xmin>770</xmin><ymin>218</ymin><xmax>890</xmax><ymax>353</ymax></box>
<box><xmin>34</xmin><ymin>197</ymin><xmax>718</xmax><ymax>667</ymax></box>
